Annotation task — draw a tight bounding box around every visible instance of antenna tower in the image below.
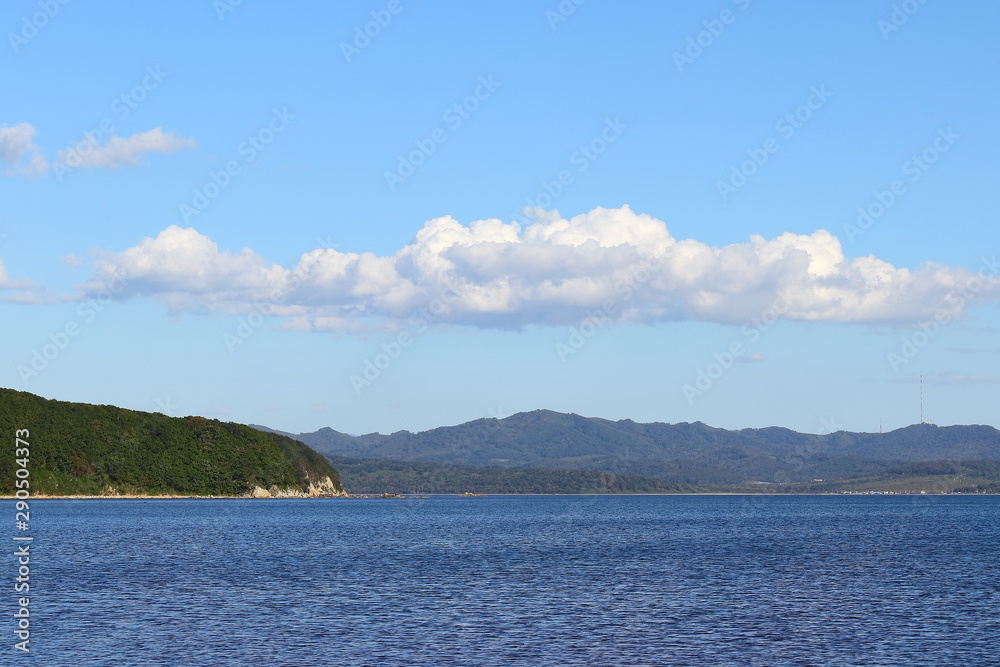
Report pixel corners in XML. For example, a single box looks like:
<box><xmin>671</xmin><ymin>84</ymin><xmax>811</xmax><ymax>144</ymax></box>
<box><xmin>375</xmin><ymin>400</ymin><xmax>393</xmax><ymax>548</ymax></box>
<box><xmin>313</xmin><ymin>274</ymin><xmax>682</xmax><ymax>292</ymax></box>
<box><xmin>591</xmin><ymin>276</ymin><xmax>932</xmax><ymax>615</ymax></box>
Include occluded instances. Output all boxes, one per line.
<box><xmin>920</xmin><ymin>374</ymin><xmax>924</xmax><ymax>424</ymax></box>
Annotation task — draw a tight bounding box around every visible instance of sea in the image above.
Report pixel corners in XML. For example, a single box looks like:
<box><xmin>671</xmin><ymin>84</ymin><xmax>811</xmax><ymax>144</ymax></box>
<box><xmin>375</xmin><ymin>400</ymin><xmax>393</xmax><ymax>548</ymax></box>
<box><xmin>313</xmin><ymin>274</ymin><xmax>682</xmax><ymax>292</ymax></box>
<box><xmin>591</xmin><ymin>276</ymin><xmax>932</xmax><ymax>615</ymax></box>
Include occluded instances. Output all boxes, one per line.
<box><xmin>18</xmin><ymin>495</ymin><xmax>1000</xmax><ymax>666</ymax></box>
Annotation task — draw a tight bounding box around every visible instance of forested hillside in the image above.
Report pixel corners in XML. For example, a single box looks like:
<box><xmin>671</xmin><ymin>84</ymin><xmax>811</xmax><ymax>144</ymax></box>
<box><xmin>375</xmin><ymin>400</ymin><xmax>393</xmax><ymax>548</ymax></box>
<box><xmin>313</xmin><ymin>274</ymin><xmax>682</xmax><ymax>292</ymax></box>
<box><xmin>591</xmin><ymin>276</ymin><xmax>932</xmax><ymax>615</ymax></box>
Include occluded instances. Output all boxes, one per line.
<box><xmin>278</xmin><ymin>410</ymin><xmax>1000</xmax><ymax>489</ymax></box>
<box><xmin>1</xmin><ymin>388</ymin><xmax>343</xmax><ymax>496</ymax></box>
<box><xmin>329</xmin><ymin>456</ymin><xmax>699</xmax><ymax>494</ymax></box>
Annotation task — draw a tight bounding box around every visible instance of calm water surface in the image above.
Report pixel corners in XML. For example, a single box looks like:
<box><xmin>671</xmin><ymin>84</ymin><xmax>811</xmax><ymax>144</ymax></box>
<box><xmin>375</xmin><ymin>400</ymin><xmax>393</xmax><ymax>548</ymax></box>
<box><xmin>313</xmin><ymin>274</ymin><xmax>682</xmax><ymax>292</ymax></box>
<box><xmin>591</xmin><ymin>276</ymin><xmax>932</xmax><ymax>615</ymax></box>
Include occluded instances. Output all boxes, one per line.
<box><xmin>20</xmin><ymin>495</ymin><xmax>1000</xmax><ymax>665</ymax></box>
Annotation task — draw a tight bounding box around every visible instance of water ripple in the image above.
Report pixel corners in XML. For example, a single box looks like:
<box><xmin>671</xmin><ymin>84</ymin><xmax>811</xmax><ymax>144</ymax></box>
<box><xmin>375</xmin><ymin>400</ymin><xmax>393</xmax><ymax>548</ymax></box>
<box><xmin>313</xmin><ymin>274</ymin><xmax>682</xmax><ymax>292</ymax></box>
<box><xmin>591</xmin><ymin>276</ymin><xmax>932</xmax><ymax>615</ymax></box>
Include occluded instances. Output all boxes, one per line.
<box><xmin>24</xmin><ymin>495</ymin><xmax>1000</xmax><ymax>666</ymax></box>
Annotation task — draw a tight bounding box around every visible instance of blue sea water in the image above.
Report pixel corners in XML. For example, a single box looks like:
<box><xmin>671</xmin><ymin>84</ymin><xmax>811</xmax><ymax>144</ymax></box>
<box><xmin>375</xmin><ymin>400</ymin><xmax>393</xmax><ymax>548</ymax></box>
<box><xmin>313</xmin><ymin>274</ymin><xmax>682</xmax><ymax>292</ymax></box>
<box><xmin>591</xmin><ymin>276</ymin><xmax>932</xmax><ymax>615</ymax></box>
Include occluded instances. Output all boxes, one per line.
<box><xmin>15</xmin><ymin>495</ymin><xmax>1000</xmax><ymax>665</ymax></box>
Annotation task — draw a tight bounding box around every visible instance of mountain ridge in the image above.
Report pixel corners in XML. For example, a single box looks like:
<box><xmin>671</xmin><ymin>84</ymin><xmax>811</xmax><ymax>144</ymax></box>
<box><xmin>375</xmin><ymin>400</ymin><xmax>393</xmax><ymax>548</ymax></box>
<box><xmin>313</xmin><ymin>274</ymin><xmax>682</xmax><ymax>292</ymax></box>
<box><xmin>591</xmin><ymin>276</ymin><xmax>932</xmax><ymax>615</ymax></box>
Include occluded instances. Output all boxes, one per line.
<box><xmin>267</xmin><ymin>411</ymin><xmax>1000</xmax><ymax>486</ymax></box>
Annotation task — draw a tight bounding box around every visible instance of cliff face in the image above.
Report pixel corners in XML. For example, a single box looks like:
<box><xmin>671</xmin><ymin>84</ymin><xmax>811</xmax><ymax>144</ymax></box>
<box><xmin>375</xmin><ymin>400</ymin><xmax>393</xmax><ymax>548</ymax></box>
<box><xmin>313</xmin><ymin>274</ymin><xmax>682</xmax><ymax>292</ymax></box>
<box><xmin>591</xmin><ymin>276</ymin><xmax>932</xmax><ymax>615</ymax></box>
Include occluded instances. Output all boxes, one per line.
<box><xmin>0</xmin><ymin>388</ymin><xmax>345</xmax><ymax>497</ymax></box>
<box><xmin>247</xmin><ymin>476</ymin><xmax>348</xmax><ymax>498</ymax></box>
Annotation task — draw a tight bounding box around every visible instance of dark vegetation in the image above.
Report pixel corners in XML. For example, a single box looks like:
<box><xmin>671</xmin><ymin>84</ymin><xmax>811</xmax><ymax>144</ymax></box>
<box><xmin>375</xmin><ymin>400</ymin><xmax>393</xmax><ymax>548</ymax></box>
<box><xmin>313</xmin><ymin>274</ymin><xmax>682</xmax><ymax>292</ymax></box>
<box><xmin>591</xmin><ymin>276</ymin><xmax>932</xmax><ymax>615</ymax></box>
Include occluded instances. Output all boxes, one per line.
<box><xmin>4</xmin><ymin>387</ymin><xmax>996</xmax><ymax>497</ymax></box>
<box><xmin>789</xmin><ymin>460</ymin><xmax>1000</xmax><ymax>494</ymax></box>
<box><xmin>1</xmin><ymin>388</ymin><xmax>342</xmax><ymax>496</ymax></box>
<box><xmin>266</xmin><ymin>410</ymin><xmax>1000</xmax><ymax>494</ymax></box>
<box><xmin>329</xmin><ymin>456</ymin><xmax>699</xmax><ymax>494</ymax></box>
<box><xmin>331</xmin><ymin>456</ymin><xmax>1000</xmax><ymax>495</ymax></box>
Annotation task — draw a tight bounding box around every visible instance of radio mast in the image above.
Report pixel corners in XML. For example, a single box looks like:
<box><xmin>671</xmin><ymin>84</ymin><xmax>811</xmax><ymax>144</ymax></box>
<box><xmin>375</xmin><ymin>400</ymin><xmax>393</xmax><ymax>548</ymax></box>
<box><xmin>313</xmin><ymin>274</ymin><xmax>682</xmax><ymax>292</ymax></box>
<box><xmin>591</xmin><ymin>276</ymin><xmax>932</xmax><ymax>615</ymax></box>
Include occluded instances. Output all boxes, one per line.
<box><xmin>920</xmin><ymin>374</ymin><xmax>924</xmax><ymax>424</ymax></box>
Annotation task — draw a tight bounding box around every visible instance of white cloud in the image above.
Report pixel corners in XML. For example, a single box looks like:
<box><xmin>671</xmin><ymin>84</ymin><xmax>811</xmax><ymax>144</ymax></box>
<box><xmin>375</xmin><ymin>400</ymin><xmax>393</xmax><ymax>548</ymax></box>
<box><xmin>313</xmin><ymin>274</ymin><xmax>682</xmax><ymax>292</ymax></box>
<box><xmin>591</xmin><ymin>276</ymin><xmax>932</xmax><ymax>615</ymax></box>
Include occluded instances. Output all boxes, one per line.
<box><xmin>0</xmin><ymin>259</ymin><xmax>43</xmax><ymax>304</ymax></box>
<box><xmin>0</xmin><ymin>123</ymin><xmax>48</xmax><ymax>176</ymax></box>
<box><xmin>55</xmin><ymin>127</ymin><xmax>195</xmax><ymax>169</ymax></box>
<box><xmin>0</xmin><ymin>123</ymin><xmax>37</xmax><ymax>162</ymax></box>
<box><xmin>84</xmin><ymin>225</ymin><xmax>286</xmax><ymax>312</ymax></box>
<box><xmin>2</xmin><ymin>123</ymin><xmax>194</xmax><ymax>176</ymax></box>
<box><xmin>81</xmin><ymin>206</ymin><xmax>1000</xmax><ymax>331</ymax></box>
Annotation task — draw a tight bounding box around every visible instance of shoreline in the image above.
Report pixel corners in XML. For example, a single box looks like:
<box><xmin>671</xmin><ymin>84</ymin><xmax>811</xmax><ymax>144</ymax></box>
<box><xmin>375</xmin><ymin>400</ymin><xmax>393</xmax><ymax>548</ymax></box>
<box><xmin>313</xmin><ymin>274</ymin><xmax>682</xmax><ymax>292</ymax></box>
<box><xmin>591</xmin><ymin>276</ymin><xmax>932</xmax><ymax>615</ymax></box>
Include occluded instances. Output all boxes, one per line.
<box><xmin>2</xmin><ymin>494</ymin><xmax>349</xmax><ymax>500</ymax></box>
<box><xmin>4</xmin><ymin>491</ymin><xmax>997</xmax><ymax>500</ymax></box>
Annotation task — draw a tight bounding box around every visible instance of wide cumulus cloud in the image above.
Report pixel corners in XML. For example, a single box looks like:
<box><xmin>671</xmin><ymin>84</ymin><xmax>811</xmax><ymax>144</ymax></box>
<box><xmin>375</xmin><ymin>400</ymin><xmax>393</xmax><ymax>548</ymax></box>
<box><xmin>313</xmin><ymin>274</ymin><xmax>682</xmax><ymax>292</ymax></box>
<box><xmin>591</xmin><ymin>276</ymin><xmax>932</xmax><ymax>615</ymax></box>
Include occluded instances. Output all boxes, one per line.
<box><xmin>82</xmin><ymin>206</ymin><xmax>1000</xmax><ymax>331</ymax></box>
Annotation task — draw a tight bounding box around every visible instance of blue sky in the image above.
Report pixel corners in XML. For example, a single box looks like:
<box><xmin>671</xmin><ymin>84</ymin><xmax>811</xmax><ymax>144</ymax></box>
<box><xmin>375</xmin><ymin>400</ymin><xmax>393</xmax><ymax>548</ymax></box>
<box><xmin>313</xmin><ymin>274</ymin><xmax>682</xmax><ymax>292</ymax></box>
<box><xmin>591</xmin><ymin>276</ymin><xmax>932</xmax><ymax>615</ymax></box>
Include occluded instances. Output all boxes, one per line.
<box><xmin>3</xmin><ymin>0</ymin><xmax>999</xmax><ymax>436</ymax></box>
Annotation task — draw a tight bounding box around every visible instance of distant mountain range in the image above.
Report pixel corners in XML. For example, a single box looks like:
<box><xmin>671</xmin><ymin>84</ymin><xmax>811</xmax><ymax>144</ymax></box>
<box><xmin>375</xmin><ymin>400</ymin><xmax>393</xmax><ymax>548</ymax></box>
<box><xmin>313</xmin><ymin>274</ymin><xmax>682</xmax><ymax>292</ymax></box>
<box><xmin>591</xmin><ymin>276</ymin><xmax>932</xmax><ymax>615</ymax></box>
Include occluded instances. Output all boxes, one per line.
<box><xmin>11</xmin><ymin>384</ymin><xmax>994</xmax><ymax>497</ymax></box>
<box><xmin>253</xmin><ymin>410</ymin><xmax>1000</xmax><ymax>492</ymax></box>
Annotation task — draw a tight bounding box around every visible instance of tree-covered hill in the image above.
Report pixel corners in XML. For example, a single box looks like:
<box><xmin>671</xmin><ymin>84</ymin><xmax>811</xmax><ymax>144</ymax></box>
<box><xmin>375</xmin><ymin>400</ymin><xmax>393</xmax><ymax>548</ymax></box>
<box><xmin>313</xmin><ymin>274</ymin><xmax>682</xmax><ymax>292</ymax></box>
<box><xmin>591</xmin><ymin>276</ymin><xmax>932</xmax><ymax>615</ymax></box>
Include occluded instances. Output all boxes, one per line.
<box><xmin>329</xmin><ymin>456</ymin><xmax>700</xmax><ymax>495</ymax></box>
<box><xmin>331</xmin><ymin>455</ymin><xmax>1000</xmax><ymax>495</ymax></box>
<box><xmin>1</xmin><ymin>388</ymin><xmax>343</xmax><ymax>497</ymax></box>
<box><xmin>280</xmin><ymin>410</ymin><xmax>1000</xmax><ymax>487</ymax></box>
